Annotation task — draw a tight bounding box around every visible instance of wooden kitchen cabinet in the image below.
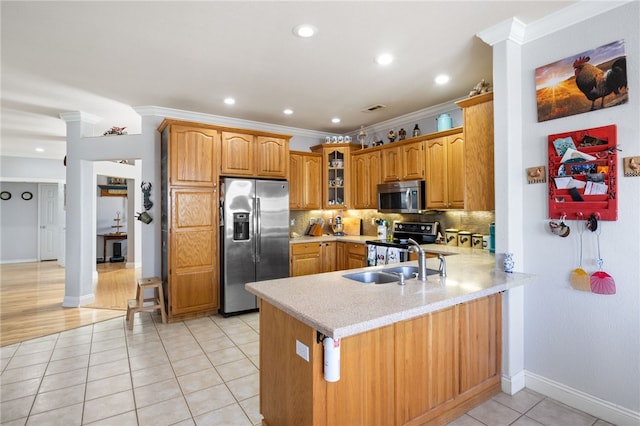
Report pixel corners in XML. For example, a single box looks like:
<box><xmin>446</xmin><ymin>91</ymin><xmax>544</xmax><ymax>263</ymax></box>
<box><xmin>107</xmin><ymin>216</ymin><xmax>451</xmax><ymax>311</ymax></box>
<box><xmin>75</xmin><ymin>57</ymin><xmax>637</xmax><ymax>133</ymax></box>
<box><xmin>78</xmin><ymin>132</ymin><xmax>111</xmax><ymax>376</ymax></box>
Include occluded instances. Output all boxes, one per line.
<box><xmin>221</xmin><ymin>131</ymin><xmax>290</xmax><ymax>179</ymax></box>
<box><xmin>159</xmin><ymin>119</ymin><xmax>221</xmax><ymax>320</ymax></box>
<box><xmin>456</xmin><ymin>92</ymin><xmax>495</xmax><ymax>211</ymax></box>
<box><xmin>426</xmin><ymin>130</ymin><xmax>465</xmax><ymax>209</ymax></box>
<box><xmin>344</xmin><ymin>241</ymin><xmax>368</xmax><ymax>269</ymax></box>
<box><xmin>291</xmin><ymin>241</ymin><xmax>337</xmax><ymax>276</ymax></box>
<box><xmin>381</xmin><ymin>140</ymin><xmax>425</xmax><ymax>182</ymax></box>
<box><xmin>289</xmin><ymin>151</ymin><xmax>322</xmax><ymax>210</ymax></box>
<box><xmin>351</xmin><ymin>149</ymin><xmax>382</xmax><ymax>209</ymax></box>
<box><xmin>311</xmin><ymin>143</ymin><xmax>360</xmax><ymax>209</ymax></box>
<box><xmin>290</xmin><ymin>242</ymin><xmax>322</xmax><ymax>277</ymax></box>
<box><xmin>259</xmin><ymin>292</ymin><xmax>502</xmax><ymax>426</ymax></box>
<box><xmin>167</xmin><ymin>124</ymin><xmax>219</xmax><ymax>187</ymax></box>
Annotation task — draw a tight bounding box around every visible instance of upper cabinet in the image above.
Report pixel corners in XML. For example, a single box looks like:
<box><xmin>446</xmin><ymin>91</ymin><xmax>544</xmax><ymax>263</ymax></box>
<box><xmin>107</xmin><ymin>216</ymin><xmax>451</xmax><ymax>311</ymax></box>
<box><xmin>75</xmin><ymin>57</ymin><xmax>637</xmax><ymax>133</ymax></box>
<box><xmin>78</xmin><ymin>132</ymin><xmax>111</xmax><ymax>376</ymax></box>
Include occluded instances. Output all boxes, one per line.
<box><xmin>456</xmin><ymin>92</ymin><xmax>495</xmax><ymax>211</ymax></box>
<box><xmin>289</xmin><ymin>151</ymin><xmax>322</xmax><ymax>210</ymax></box>
<box><xmin>221</xmin><ymin>131</ymin><xmax>290</xmax><ymax>179</ymax></box>
<box><xmin>167</xmin><ymin>124</ymin><xmax>220</xmax><ymax>187</ymax></box>
<box><xmin>311</xmin><ymin>143</ymin><xmax>360</xmax><ymax>209</ymax></box>
<box><xmin>351</xmin><ymin>149</ymin><xmax>382</xmax><ymax>209</ymax></box>
<box><xmin>381</xmin><ymin>140</ymin><xmax>425</xmax><ymax>182</ymax></box>
<box><xmin>426</xmin><ymin>129</ymin><xmax>465</xmax><ymax>209</ymax></box>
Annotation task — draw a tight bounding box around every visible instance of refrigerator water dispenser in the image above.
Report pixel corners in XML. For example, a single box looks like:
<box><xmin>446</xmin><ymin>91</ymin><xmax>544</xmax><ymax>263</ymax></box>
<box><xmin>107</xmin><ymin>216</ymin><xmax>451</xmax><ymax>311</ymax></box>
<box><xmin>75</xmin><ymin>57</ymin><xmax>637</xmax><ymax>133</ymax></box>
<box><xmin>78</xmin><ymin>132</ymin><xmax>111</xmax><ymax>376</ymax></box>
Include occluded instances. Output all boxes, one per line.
<box><xmin>233</xmin><ymin>213</ymin><xmax>250</xmax><ymax>240</ymax></box>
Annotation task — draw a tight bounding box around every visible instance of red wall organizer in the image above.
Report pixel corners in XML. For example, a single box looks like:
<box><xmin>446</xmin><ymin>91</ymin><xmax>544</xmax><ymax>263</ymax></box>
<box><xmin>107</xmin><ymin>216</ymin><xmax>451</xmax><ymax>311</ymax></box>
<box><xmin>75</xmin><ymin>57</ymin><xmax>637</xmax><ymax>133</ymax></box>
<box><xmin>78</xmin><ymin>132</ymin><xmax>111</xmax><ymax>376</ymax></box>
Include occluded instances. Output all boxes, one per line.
<box><xmin>548</xmin><ymin>124</ymin><xmax>617</xmax><ymax>221</ymax></box>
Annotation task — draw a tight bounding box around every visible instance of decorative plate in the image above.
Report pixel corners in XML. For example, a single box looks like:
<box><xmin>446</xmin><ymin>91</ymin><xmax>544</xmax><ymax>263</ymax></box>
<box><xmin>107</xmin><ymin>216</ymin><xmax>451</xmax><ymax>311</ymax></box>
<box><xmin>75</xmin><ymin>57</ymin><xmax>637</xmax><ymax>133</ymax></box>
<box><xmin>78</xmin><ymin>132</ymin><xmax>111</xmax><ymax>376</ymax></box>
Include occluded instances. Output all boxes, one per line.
<box><xmin>0</xmin><ymin>191</ymin><xmax>11</xmax><ymax>200</ymax></box>
<box><xmin>21</xmin><ymin>191</ymin><xmax>33</xmax><ymax>200</ymax></box>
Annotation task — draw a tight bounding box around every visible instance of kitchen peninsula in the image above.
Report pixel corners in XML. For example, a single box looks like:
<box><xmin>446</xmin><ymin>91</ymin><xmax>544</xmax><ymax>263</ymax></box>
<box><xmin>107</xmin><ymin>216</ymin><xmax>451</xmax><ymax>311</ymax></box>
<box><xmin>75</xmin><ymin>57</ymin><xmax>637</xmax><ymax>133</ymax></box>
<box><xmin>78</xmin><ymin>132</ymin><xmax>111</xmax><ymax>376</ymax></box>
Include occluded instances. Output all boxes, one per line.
<box><xmin>246</xmin><ymin>248</ymin><xmax>535</xmax><ymax>426</ymax></box>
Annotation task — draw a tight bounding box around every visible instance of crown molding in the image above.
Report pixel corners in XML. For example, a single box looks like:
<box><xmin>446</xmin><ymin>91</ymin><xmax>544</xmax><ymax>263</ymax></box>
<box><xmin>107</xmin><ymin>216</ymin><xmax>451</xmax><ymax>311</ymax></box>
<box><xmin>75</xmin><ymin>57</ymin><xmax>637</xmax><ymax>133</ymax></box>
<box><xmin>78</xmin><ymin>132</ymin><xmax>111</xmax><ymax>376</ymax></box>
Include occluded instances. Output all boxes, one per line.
<box><xmin>477</xmin><ymin>1</ymin><xmax>633</xmax><ymax>46</ymax></box>
<box><xmin>132</xmin><ymin>106</ymin><xmax>329</xmax><ymax>139</ymax></box>
<box><xmin>59</xmin><ymin>111</ymin><xmax>102</xmax><ymax>124</ymax></box>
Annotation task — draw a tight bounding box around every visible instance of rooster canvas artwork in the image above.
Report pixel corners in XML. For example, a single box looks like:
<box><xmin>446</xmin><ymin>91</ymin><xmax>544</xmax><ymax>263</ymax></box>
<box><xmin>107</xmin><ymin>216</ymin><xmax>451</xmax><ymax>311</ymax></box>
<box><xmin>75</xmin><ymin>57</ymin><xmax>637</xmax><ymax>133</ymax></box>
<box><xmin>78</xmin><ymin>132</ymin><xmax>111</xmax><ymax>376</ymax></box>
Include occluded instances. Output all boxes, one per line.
<box><xmin>535</xmin><ymin>40</ymin><xmax>628</xmax><ymax>122</ymax></box>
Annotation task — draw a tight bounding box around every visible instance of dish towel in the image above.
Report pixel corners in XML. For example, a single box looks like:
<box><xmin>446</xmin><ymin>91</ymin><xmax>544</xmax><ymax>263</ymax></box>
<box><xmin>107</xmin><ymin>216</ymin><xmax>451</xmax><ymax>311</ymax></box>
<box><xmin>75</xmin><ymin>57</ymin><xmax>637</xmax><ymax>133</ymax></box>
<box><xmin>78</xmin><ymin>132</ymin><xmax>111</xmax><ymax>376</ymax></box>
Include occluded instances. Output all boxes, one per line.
<box><xmin>376</xmin><ymin>246</ymin><xmax>388</xmax><ymax>266</ymax></box>
<box><xmin>387</xmin><ymin>248</ymin><xmax>401</xmax><ymax>264</ymax></box>
<box><xmin>367</xmin><ymin>245</ymin><xmax>377</xmax><ymax>266</ymax></box>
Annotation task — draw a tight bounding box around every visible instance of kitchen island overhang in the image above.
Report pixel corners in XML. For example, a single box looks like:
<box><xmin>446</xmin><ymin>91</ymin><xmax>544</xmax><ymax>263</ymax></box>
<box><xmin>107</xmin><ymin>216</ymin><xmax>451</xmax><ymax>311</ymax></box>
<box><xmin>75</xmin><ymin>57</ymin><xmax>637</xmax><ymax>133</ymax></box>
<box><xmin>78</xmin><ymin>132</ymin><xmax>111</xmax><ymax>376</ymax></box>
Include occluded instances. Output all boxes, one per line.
<box><xmin>246</xmin><ymin>249</ymin><xmax>535</xmax><ymax>340</ymax></box>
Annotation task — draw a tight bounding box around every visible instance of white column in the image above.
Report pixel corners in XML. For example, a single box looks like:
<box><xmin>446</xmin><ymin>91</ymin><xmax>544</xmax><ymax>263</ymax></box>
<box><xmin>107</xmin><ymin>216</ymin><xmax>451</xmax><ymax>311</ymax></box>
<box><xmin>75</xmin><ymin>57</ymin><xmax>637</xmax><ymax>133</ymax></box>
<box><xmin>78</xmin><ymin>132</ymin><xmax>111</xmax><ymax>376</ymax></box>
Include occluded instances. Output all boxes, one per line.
<box><xmin>478</xmin><ymin>19</ymin><xmax>526</xmax><ymax>395</ymax></box>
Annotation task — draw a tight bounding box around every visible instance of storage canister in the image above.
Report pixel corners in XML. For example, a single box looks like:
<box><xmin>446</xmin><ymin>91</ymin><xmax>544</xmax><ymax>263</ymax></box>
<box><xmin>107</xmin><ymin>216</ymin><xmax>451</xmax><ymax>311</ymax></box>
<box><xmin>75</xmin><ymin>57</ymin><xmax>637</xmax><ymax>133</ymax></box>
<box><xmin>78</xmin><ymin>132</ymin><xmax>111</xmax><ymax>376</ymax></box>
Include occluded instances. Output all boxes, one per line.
<box><xmin>436</xmin><ymin>114</ymin><xmax>453</xmax><ymax>131</ymax></box>
<box><xmin>458</xmin><ymin>231</ymin><xmax>472</xmax><ymax>248</ymax></box>
<box><xmin>445</xmin><ymin>229</ymin><xmax>459</xmax><ymax>246</ymax></box>
<box><xmin>489</xmin><ymin>223</ymin><xmax>495</xmax><ymax>253</ymax></box>
<box><xmin>472</xmin><ymin>234</ymin><xmax>484</xmax><ymax>249</ymax></box>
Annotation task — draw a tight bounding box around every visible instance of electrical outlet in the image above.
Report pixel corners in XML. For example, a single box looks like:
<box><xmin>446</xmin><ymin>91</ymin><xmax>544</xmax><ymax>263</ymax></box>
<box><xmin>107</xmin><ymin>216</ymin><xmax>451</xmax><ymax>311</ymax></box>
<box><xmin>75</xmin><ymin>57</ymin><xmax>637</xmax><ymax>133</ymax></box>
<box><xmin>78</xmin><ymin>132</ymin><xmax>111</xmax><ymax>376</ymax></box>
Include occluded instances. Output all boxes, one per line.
<box><xmin>296</xmin><ymin>340</ymin><xmax>309</xmax><ymax>362</ymax></box>
<box><xmin>290</xmin><ymin>218</ymin><xmax>296</xmax><ymax>226</ymax></box>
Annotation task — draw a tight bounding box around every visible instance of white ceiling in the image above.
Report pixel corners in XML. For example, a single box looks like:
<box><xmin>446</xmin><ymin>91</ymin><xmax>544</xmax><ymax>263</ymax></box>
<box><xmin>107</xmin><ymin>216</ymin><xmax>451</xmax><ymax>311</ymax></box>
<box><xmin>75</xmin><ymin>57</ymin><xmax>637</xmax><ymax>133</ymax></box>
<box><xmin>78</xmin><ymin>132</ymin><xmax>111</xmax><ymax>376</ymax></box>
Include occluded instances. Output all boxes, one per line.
<box><xmin>1</xmin><ymin>1</ymin><xmax>576</xmax><ymax>160</ymax></box>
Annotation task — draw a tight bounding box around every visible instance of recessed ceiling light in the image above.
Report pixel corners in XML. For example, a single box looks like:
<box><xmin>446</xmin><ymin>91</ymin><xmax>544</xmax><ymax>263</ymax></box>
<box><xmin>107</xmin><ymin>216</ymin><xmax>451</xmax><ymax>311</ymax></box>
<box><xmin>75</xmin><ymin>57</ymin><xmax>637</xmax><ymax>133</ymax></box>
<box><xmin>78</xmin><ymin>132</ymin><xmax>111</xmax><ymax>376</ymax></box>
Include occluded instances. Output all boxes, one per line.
<box><xmin>375</xmin><ymin>53</ymin><xmax>394</xmax><ymax>66</ymax></box>
<box><xmin>224</xmin><ymin>97</ymin><xmax>236</xmax><ymax>105</ymax></box>
<box><xmin>283</xmin><ymin>109</ymin><xmax>293</xmax><ymax>115</ymax></box>
<box><xmin>293</xmin><ymin>24</ymin><xmax>317</xmax><ymax>38</ymax></box>
<box><xmin>35</xmin><ymin>148</ymin><xmax>44</xmax><ymax>152</ymax></box>
<box><xmin>331</xmin><ymin>117</ymin><xmax>341</xmax><ymax>124</ymax></box>
<box><xmin>435</xmin><ymin>74</ymin><xmax>450</xmax><ymax>85</ymax></box>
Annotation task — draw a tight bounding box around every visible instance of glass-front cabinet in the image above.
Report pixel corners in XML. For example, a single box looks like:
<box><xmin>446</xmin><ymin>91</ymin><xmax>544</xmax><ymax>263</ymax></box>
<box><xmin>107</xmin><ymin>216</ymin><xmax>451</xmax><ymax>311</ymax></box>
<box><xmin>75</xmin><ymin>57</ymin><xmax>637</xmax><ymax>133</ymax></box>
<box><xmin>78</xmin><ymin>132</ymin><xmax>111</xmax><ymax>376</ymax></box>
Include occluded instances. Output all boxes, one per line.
<box><xmin>311</xmin><ymin>143</ymin><xmax>360</xmax><ymax>209</ymax></box>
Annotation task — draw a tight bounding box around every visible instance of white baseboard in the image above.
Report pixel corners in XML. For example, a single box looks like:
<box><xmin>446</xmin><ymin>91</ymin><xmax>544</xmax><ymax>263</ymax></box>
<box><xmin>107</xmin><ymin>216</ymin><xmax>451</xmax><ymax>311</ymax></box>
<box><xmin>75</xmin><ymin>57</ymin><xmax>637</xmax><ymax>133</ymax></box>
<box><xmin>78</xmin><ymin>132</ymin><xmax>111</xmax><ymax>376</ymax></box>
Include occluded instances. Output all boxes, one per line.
<box><xmin>502</xmin><ymin>370</ymin><xmax>526</xmax><ymax>395</ymax></box>
<box><xmin>0</xmin><ymin>258</ymin><xmax>38</xmax><ymax>264</ymax></box>
<box><xmin>62</xmin><ymin>294</ymin><xmax>95</xmax><ymax>307</ymax></box>
<box><xmin>525</xmin><ymin>370</ymin><xmax>640</xmax><ymax>426</ymax></box>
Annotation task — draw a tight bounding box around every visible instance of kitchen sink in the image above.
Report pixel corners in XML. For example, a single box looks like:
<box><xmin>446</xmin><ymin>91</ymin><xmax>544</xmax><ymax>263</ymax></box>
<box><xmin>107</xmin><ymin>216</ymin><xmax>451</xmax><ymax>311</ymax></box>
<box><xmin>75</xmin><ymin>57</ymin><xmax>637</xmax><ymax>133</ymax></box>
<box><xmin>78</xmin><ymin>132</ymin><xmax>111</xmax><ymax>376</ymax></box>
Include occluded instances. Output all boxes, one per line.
<box><xmin>342</xmin><ymin>271</ymin><xmax>400</xmax><ymax>284</ymax></box>
<box><xmin>382</xmin><ymin>265</ymin><xmax>439</xmax><ymax>278</ymax></box>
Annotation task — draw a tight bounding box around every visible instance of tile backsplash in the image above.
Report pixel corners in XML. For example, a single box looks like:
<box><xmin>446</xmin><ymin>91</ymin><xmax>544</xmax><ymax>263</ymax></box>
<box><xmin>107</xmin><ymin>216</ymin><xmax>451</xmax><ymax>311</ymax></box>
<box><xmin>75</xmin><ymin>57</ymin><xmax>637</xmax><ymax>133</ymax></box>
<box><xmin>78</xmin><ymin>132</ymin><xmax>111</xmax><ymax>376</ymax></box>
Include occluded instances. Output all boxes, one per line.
<box><xmin>290</xmin><ymin>209</ymin><xmax>494</xmax><ymax>239</ymax></box>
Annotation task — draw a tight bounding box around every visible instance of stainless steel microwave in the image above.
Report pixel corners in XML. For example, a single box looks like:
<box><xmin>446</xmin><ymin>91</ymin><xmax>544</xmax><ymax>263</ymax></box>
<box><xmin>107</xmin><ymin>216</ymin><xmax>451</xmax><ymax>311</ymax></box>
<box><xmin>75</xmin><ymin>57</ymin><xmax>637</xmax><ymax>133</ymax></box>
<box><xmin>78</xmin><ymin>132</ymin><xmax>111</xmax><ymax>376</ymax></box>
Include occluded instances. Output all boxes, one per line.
<box><xmin>377</xmin><ymin>180</ymin><xmax>425</xmax><ymax>213</ymax></box>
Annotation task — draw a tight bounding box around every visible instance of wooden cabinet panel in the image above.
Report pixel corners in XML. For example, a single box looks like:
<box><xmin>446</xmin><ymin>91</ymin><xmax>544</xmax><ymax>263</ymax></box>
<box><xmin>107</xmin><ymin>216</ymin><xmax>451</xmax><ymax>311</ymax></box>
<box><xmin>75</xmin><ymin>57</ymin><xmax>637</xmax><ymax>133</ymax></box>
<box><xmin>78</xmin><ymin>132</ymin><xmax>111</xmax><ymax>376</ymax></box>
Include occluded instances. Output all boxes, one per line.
<box><xmin>290</xmin><ymin>151</ymin><xmax>322</xmax><ymax>210</ymax></box>
<box><xmin>456</xmin><ymin>92</ymin><xmax>495</xmax><ymax>211</ymax></box>
<box><xmin>401</xmin><ymin>141</ymin><xmax>425</xmax><ymax>180</ymax></box>
<box><xmin>160</xmin><ymin>118</ymin><xmax>221</xmax><ymax>321</ymax></box>
<box><xmin>426</xmin><ymin>131</ymin><xmax>465</xmax><ymax>209</ymax></box>
<box><xmin>396</xmin><ymin>306</ymin><xmax>458</xmax><ymax>424</ymax></box>
<box><xmin>345</xmin><ymin>242</ymin><xmax>367</xmax><ymax>269</ymax></box>
<box><xmin>336</xmin><ymin>242</ymin><xmax>346</xmax><ymax>271</ymax></box>
<box><xmin>326</xmin><ymin>324</ymin><xmax>396</xmax><ymax>426</ymax></box>
<box><xmin>291</xmin><ymin>243</ymin><xmax>322</xmax><ymax>276</ymax></box>
<box><xmin>351</xmin><ymin>150</ymin><xmax>381</xmax><ymax>209</ymax></box>
<box><xmin>459</xmin><ymin>293</ymin><xmax>501</xmax><ymax>394</ymax></box>
<box><xmin>320</xmin><ymin>242</ymin><xmax>336</xmax><ymax>273</ymax></box>
<box><xmin>168</xmin><ymin>188</ymin><xmax>218</xmax><ymax>317</ymax></box>
<box><xmin>381</xmin><ymin>146</ymin><xmax>402</xmax><ymax>182</ymax></box>
<box><xmin>221</xmin><ymin>132</ymin><xmax>290</xmax><ymax>178</ymax></box>
<box><xmin>169</xmin><ymin>125</ymin><xmax>218</xmax><ymax>186</ymax></box>
<box><xmin>256</xmin><ymin>136</ymin><xmax>288</xmax><ymax>178</ymax></box>
<box><xmin>221</xmin><ymin>131</ymin><xmax>254</xmax><ymax>176</ymax></box>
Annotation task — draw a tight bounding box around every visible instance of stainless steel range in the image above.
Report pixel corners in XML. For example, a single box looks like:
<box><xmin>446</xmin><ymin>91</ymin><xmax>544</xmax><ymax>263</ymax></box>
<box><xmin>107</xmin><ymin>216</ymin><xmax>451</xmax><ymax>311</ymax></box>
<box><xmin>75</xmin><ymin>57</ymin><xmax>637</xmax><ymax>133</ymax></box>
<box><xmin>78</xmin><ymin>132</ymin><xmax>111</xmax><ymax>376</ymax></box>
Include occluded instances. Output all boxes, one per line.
<box><xmin>366</xmin><ymin>221</ymin><xmax>439</xmax><ymax>265</ymax></box>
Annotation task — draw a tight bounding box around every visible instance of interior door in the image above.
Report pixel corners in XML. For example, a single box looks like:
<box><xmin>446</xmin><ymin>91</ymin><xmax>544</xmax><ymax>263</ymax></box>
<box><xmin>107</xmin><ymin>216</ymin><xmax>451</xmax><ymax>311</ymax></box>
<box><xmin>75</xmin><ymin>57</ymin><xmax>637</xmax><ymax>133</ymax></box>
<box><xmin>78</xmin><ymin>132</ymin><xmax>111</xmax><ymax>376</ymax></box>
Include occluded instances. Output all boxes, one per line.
<box><xmin>39</xmin><ymin>183</ymin><xmax>59</xmax><ymax>260</ymax></box>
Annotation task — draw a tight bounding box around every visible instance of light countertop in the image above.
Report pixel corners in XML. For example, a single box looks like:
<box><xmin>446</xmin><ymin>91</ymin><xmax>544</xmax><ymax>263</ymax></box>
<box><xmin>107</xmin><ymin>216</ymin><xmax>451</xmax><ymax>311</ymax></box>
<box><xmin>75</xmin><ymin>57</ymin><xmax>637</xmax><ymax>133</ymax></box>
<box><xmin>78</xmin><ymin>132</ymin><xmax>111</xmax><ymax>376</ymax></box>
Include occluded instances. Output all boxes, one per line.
<box><xmin>289</xmin><ymin>234</ymin><xmax>372</xmax><ymax>244</ymax></box>
<box><xmin>246</xmin><ymin>246</ymin><xmax>535</xmax><ymax>339</ymax></box>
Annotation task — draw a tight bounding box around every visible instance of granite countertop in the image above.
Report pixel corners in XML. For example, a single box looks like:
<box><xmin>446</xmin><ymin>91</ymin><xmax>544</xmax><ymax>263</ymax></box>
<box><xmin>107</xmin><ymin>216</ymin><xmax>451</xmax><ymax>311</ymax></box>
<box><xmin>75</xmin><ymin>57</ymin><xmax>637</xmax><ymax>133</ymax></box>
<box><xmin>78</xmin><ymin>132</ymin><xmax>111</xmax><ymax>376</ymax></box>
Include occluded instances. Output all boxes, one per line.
<box><xmin>246</xmin><ymin>246</ymin><xmax>535</xmax><ymax>340</ymax></box>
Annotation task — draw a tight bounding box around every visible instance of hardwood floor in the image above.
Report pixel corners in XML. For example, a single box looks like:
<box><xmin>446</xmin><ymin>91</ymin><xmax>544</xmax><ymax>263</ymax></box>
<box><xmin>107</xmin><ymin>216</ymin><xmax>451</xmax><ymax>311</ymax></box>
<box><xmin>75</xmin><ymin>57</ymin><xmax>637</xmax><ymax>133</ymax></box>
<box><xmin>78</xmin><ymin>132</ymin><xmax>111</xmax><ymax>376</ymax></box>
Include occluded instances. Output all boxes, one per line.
<box><xmin>0</xmin><ymin>261</ymin><xmax>138</xmax><ymax>347</ymax></box>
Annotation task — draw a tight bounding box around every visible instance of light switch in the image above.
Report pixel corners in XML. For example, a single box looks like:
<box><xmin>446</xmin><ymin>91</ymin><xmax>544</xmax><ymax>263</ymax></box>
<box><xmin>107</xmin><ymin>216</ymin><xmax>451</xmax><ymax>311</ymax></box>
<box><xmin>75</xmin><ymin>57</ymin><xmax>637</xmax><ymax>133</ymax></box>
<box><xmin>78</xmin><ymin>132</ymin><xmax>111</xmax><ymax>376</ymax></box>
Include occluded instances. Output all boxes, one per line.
<box><xmin>296</xmin><ymin>340</ymin><xmax>309</xmax><ymax>362</ymax></box>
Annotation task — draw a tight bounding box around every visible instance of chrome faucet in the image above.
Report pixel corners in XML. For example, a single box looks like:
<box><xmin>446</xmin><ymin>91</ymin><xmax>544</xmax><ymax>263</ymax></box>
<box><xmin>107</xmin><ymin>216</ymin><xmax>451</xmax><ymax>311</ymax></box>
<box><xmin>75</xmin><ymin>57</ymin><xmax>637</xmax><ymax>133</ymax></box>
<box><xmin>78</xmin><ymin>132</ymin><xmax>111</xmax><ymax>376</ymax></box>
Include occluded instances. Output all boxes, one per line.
<box><xmin>438</xmin><ymin>253</ymin><xmax>446</xmax><ymax>277</ymax></box>
<box><xmin>407</xmin><ymin>238</ymin><xmax>427</xmax><ymax>281</ymax></box>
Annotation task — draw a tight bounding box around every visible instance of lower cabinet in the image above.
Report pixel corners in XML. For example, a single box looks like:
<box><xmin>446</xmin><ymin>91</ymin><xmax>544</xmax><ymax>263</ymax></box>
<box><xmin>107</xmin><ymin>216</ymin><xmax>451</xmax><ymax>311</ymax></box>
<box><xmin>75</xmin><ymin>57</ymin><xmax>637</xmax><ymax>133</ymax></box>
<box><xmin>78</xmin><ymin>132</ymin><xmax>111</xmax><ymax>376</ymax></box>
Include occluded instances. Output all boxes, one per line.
<box><xmin>291</xmin><ymin>242</ymin><xmax>336</xmax><ymax>276</ymax></box>
<box><xmin>293</xmin><ymin>241</ymin><xmax>365</xmax><ymax>276</ymax></box>
<box><xmin>259</xmin><ymin>292</ymin><xmax>502</xmax><ymax>426</ymax></box>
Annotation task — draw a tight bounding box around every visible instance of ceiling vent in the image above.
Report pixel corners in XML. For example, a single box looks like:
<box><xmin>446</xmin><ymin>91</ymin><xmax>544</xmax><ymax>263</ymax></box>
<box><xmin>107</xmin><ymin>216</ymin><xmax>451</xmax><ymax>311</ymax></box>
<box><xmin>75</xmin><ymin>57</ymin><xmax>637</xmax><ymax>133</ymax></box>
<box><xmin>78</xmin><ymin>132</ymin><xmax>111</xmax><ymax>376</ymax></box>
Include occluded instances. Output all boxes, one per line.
<box><xmin>362</xmin><ymin>104</ymin><xmax>386</xmax><ymax>112</ymax></box>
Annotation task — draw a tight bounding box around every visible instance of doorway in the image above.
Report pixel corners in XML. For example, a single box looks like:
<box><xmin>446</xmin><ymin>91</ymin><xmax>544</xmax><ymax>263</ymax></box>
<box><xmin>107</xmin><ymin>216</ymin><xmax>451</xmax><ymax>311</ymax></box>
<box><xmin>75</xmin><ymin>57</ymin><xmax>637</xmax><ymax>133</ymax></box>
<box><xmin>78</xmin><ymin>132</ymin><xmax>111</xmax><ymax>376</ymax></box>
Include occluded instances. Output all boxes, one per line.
<box><xmin>39</xmin><ymin>183</ymin><xmax>60</xmax><ymax>260</ymax></box>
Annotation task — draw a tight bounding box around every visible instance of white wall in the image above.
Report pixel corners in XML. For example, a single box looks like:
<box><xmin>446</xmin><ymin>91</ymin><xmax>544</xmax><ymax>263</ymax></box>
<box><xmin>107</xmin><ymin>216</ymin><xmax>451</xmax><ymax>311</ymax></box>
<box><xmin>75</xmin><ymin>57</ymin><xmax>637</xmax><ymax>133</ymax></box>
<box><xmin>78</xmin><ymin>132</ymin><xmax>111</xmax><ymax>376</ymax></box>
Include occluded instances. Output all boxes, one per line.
<box><xmin>491</xmin><ymin>1</ymin><xmax>639</xmax><ymax>421</ymax></box>
<box><xmin>0</xmin><ymin>182</ymin><xmax>39</xmax><ymax>262</ymax></box>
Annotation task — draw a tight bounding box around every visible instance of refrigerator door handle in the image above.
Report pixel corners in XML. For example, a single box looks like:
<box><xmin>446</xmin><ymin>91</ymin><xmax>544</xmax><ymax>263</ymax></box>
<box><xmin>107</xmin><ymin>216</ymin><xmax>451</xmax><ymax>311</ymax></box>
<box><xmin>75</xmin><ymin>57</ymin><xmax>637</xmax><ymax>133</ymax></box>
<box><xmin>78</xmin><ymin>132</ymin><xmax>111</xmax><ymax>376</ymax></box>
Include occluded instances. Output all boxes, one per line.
<box><xmin>255</xmin><ymin>197</ymin><xmax>262</xmax><ymax>262</ymax></box>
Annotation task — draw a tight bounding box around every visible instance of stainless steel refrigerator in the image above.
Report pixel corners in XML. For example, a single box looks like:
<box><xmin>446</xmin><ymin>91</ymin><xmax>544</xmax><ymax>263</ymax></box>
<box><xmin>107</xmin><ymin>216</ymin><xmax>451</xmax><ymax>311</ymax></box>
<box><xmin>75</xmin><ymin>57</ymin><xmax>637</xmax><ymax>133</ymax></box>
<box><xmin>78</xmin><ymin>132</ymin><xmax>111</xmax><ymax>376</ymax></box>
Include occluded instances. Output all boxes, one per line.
<box><xmin>220</xmin><ymin>178</ymin><xmax>290</xmax><ymax>315</ymax></box>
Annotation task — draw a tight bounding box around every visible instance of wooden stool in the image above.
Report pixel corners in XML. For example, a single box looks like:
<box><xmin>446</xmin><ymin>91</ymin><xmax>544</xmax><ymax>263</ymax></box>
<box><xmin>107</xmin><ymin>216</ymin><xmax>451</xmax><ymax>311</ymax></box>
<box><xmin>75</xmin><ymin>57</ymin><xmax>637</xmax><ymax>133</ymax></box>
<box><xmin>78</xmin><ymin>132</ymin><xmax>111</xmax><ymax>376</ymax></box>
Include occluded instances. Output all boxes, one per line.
<box><xmin>126</xmin><ymin>277</ymin><xmax>167</xmax><ymax>329</ymax></box>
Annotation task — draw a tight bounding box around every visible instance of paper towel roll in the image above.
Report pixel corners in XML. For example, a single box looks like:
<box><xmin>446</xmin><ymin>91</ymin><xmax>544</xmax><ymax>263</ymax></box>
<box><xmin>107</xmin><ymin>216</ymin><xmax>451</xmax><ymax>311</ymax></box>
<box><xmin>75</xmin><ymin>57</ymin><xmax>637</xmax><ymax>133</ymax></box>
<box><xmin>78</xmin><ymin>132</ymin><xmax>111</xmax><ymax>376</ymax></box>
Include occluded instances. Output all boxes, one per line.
<box><xmin>323</xmin><ymin>337</ymin><xmax>341</xmax><ymax>382</ymax></box>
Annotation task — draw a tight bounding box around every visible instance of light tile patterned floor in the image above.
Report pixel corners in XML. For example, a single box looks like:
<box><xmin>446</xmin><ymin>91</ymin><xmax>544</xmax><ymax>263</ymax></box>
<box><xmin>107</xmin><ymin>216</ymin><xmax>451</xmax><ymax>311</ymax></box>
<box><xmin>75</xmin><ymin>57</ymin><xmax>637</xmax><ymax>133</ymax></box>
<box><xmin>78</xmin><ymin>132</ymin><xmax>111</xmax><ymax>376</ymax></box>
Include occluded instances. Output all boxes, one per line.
<box><xmin>1</xmin><ymin>311</ymin><xmax>613</xmax><ymax>425</ymax></box>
